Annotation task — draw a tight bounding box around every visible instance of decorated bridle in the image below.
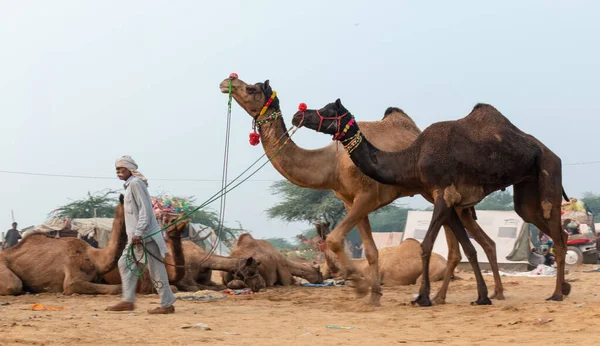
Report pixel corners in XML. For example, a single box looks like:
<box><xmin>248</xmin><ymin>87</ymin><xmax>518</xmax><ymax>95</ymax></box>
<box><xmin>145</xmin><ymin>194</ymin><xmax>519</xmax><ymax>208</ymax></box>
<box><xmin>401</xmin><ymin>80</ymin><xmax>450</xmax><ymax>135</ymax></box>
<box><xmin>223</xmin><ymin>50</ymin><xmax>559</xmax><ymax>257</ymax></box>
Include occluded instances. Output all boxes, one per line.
<box><xmin>296</xmin><ymin>103</ymin><xmax>363</xmax><ymax>153</ymax></box>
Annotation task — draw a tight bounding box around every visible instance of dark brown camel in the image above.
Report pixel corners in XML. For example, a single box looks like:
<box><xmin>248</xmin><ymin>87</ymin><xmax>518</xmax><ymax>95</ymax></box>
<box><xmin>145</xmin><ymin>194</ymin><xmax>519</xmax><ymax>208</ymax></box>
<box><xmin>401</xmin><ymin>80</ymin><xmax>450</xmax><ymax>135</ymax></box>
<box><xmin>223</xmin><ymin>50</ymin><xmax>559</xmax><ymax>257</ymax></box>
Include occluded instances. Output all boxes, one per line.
<box><xmin>220</xmin><ymin>77</ymin><xmax>506</xmax><ymax>305</ymax></box>
<box><xmin>292</xmin><ymin>99</ymin><xmax>570</xmax><ymax>306</ymax></box>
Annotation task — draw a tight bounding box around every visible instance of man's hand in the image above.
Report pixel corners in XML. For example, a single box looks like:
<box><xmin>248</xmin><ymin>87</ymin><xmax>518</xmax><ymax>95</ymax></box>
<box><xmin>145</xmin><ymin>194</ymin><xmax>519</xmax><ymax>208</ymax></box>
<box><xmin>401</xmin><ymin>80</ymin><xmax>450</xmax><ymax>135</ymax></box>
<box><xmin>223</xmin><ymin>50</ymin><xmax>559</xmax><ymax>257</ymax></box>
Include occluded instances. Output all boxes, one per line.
<box><xmin>132</xmin><ymin>235</ymin><xmax>143</xmax><ymax>245</ymax></box>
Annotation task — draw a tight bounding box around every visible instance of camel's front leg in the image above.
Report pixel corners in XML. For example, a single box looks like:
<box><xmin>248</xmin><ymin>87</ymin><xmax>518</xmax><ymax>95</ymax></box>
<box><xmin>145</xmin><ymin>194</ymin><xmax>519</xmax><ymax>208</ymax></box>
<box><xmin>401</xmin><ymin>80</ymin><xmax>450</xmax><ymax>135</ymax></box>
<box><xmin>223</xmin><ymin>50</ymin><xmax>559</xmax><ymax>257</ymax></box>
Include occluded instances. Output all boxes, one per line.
<box><xmin>355</xmin><ymin>215</ymin><xmax>382</xmax><ymax>306</ymax></box>
<box><xmin>0</xmin><ymin>258</ymin><xmax>23</xmax><ymax>295</ymax></box>
<box><xmin>65</xmin><ymin>280</ymin><xmax>122</xmax><ymax>295</ymax></box>
<box><xmin>326</xmin><ymin>197</ymin><xmax>376</xmax><ymax>303</ymax></box>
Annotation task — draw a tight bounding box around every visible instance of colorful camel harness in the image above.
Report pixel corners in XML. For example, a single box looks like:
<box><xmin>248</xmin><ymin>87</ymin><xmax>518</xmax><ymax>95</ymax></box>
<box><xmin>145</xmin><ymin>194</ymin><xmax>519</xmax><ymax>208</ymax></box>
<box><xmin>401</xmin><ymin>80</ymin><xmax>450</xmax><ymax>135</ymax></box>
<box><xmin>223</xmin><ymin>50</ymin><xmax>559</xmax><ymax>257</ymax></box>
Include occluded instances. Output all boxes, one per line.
<box><xmin>296</xmin><ymin>103</ymin><xmax>363</xmax><ymax>153</ymax></box>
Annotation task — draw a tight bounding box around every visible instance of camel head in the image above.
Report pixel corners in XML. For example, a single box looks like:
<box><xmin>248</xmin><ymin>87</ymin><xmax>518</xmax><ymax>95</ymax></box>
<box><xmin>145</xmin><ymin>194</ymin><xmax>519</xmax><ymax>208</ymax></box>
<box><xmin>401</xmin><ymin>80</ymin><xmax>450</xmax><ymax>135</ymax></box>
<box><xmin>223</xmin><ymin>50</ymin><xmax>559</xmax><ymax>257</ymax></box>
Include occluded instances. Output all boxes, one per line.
<box><xmin>162</xmin><ymin>215</ymin><xmax>190</xmax><ymax>240</ymax></box>
<box><xmin>292</xmin><ymin>99</ymin><xmax>358</xmax><ymax>141</ymax></box>
<box><xmin>308</xmin><ymin>263</ymin><xmax>324</xmax><ymax>284</ymax></box>
<box><xmin>219</xmin><ymin>76</ymin><xmax>280</xmax><ymax>119</ymax></box>
<box><xmin>314</xmin><ymin>221</ymin><xmax>331</xmax><ymax>241</ymax></box>
<box><xmin>233</xmin><ymin>257</ymin><xmax>263</xmax><ymax>292</ymax></box>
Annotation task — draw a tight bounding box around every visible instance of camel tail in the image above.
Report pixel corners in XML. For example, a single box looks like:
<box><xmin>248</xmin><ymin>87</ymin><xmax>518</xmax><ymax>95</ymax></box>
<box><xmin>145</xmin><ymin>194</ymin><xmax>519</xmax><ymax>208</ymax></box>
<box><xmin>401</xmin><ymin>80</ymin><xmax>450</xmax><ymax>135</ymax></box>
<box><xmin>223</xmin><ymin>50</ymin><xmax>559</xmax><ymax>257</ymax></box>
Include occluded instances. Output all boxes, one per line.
<box><xmin>562</xmin><ymin>187</ymin><xmax>569</xmax><ymax>202</ymax></box>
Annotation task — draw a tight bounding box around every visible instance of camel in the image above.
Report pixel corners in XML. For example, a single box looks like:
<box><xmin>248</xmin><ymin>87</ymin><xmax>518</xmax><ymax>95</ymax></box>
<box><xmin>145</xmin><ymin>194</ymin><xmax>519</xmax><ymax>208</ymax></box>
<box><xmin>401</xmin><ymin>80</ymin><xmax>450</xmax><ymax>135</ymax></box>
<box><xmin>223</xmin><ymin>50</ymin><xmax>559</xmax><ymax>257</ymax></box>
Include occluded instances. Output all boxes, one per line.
<box><xmin>221</xmin><ymin>233</ymin><xmax>323</xmax><ymax>289</ymax></box>
<box><xmin>321</xmin><ymin>238</ymin><xmax>447</xmax><ymax>286</ymax></box>
<box><xmin>293</xmin><ymin>99</ymin><xmax>570</xmax><ymax>306</ymax></box>
<box><xmin>0</xmin><ymin>195</ymin><xmax>127</xmax><ymax>295</ymax></box>
<box><xmin>175</xmin><ymin>240</ymin><xmax>263</xmax><ymax>292</ymax></box>
<box><xmin>220</xmin><ymin>76</ymin><xmax>505</xmax><ymax>306</ymax></box>
<box><xmin>315</xmin><ymin>222</ymin><xmax>446</xmax><ymax>286</ymax></box>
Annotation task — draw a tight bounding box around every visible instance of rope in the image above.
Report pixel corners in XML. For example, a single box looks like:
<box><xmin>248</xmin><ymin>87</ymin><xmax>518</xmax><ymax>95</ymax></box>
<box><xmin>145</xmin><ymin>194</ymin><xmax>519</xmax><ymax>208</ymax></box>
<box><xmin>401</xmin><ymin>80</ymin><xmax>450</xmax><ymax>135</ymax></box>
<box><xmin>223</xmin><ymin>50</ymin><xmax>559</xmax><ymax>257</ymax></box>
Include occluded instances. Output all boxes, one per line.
<box><xmin>124</xmin><ymin>84</ymin><xmax>302</xmax><ymax>282</ymax></box>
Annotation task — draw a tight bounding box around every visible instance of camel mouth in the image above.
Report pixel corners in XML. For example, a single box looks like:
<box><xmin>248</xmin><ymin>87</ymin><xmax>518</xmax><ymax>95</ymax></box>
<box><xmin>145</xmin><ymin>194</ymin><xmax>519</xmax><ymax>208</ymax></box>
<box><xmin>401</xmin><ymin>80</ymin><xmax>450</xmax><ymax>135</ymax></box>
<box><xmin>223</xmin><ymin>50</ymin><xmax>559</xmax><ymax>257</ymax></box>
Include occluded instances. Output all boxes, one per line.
<box><xmin>291</xmin><ymin>112</ymin><xmax>303</xmax><ymax>127</ymax></box>
<box><xmin>219</xmin><ymin>81</ymin><xmax>230</xmax><ymax>94</ymax></box>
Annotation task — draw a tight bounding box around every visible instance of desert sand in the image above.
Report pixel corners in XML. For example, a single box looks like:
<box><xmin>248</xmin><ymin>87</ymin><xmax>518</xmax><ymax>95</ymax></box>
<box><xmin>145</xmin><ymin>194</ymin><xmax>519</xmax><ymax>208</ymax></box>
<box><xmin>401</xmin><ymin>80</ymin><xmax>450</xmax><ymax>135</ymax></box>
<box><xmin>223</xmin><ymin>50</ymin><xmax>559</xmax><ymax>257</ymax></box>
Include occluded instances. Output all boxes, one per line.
<box><xmin>1</xmin><ymin>265</ymin><xmax>599</xmax><ymax>346</ymax></box>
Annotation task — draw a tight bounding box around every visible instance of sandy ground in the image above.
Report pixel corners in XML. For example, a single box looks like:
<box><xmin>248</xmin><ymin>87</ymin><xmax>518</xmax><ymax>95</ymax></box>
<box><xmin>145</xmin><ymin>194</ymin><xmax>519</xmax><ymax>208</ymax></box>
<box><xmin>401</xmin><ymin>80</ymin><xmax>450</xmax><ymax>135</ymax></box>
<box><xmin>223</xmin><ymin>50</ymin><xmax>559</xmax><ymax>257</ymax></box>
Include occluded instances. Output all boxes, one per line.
<box><xmin>1</xmin><ymin>266</ymin><xmax>599</xmax><ymax>346</ymax></box>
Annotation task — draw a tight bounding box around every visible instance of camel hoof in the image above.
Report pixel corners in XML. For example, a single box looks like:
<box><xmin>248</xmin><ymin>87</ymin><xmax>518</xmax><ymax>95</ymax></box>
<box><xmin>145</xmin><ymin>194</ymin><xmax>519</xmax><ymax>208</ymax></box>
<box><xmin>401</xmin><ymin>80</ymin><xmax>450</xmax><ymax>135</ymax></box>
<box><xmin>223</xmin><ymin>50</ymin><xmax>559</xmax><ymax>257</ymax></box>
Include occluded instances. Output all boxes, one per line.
<box><xmin>368</xmin><ymin>292</ymin><xmax>382</xmax><ymax>306</ymax></box>
<box><xmin>349</xmin><ymin>276</ymin><xmax>369</xmax><ymax>298</ymax></box>
<box><xmin>490</xmin><ymin>292</ymin><xmax>505</xmax><ymax>300</ymax></box>
<box><xmin>562</xmin><ymin>282</ymin><xmax>572</xmax><ymax>296</ymax></box>
<box><xmin>546</xmin><ymin>295</ymin><xmax>563</xmax><ymax>302</ymax></box>
<box><xmin>470</xmin><ymin>297</ymin><xmax>492</xmax><ymax>306</ymax></box>
<box><xmin>432</xmin><ymin>296</ymin><xmax>446</xmax><ymax>305</ymax></box>
<box><xmin>411</xmin><ymin>295</ymin><xmax>433</xmax><ymax>307</ymax></box>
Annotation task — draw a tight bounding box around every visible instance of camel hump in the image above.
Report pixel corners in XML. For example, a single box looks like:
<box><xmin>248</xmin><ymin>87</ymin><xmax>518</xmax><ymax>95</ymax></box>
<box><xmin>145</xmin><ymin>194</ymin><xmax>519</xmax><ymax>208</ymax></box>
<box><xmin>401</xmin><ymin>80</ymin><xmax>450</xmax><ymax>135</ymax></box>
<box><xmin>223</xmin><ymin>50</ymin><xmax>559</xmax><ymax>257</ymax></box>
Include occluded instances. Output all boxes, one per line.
<box><xmin>236</xmin><ymin>233</ymin><xmax>254</xmax><ymax>245</ymax></box>
<box><xmin>472</xmin><ymin>103</ymin><xmax>501</xmax><ymax>113</ymax></box>
<box><xmin>383</xmin><ymin>106</ymin><xmax>406</xmax><ymax>118</ymax></box>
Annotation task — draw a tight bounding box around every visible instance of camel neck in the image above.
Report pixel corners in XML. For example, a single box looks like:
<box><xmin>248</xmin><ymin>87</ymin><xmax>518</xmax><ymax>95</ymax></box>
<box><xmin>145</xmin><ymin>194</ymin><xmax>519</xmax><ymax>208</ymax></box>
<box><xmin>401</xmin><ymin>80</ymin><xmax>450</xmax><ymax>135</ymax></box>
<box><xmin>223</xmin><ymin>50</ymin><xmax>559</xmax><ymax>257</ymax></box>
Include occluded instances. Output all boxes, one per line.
<box><xmin>257</xmin><ymin>106</ymin><xmax>336</xmax><ymax>189</ymax></box>
<box><xmin>165</xmin><ymin>235</ymin><xmax>186</xmax><ymax>282</ymax></box>
<box><xmin>344</xmin><ymin>128</ymin><xmax>421</xmax><ymax>188</ymax></box>
<box><xmin>202</xmin><ymin>254</ymin><xmax>244</xmax><ymax>272</ymax></box>
<box><xmin>88</xmin><ymin>205</ymin><xmax>127</xmax><ymax>274</ymax></box>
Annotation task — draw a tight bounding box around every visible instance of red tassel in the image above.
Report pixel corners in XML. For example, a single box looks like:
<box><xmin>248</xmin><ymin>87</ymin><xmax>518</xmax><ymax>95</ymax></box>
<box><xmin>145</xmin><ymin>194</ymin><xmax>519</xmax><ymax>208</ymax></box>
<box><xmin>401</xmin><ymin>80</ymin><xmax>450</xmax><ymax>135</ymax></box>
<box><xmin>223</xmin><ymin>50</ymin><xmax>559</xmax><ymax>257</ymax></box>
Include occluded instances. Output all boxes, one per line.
<box><xmin>298</xmin><ymin>103</ymin><xmax>307</xmax><ymax>112</ymax></box>
<box><xmin>249</xmin><ymin>132</ymin><xmax>260</xmax><ymax>146</ymax></box>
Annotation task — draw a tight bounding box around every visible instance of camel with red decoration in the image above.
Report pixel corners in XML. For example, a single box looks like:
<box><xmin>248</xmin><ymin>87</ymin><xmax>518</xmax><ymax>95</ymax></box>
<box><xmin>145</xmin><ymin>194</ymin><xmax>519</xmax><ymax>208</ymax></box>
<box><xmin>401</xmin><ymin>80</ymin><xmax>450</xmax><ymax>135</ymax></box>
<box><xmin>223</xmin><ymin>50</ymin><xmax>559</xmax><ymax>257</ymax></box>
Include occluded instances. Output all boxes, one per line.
<box><xmin>219</xmin><ymin>75</ymin><xmax>506</xmax><ymax>306</ymax></box>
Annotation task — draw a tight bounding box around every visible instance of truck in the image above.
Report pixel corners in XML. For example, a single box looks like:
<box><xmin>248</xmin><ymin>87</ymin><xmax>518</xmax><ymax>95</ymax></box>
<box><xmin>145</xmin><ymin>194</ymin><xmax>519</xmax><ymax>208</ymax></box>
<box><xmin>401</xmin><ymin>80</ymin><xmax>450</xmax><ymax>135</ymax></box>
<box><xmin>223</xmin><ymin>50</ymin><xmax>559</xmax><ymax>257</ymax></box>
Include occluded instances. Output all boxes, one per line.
<box><xmin>561</xmin><ymin>198</ymin><xmax>598</xmax><ymax>265</ymax></box>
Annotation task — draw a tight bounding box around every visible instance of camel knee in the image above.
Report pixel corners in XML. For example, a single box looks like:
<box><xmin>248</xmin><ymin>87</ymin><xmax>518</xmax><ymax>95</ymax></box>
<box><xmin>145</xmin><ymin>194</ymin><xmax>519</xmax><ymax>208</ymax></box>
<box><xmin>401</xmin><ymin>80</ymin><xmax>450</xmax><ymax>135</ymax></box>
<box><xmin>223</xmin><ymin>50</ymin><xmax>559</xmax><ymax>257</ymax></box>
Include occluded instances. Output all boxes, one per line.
<box><xmin>325</xmin><ymin>237</ymin><xmax>344</xmax><ymax>253</ymax></box>
<box><xmin>541</xmin><ymin>201</ymin><xmax>553</xmax><ymax>219</ymax></box>
<box><xmin>0</xmin><ymin>281</ymin><xmax>23</xmax><ymax>295</ymax></box>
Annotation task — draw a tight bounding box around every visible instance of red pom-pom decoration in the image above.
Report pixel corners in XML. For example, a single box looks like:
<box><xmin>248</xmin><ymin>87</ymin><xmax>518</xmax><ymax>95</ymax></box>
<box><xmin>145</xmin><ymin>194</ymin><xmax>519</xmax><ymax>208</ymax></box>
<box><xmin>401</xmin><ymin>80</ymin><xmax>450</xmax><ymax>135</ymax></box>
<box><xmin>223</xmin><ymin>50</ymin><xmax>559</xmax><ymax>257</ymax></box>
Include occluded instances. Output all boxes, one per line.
<box><xmin>298</xmin><ymin>103</ymin><xmax>307</xmax><ymax>112</ymax></box>
<box><xmin>249</xmin><ymin>132</ymin><xmax>260</xmax><ymax>146</ymax></box>
<box><xmin>229</xmin><ymin>72</ymin><xmax>238</xmax><ymax>79</ymax></box>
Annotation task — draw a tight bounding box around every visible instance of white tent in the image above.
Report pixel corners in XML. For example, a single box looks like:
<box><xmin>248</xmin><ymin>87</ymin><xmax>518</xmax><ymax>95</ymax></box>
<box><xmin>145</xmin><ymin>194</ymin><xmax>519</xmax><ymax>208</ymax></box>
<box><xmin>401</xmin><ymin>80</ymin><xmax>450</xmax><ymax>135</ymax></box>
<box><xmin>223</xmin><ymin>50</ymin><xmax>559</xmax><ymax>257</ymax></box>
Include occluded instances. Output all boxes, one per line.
<box><xmin>372</xmin><ymin>232</ymin><xmax>403</xmax><ymax>250</ymax></box>
<box><xmin>402</xmin><ymin>210</ymin><xmax>529</xmax><ymax>270</ymax></box>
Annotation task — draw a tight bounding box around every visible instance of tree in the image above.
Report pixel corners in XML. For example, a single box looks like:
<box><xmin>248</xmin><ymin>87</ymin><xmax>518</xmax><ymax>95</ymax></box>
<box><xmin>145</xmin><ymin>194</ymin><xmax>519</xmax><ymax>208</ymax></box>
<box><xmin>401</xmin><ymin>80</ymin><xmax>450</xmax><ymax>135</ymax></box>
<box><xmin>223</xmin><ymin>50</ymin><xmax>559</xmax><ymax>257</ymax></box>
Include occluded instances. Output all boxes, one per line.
<box><xmin>265</xmin><ymin>237</ymin><xmax>296</xmax><ymax>250</ymax></box>
<box><xmin>266</xmin><ymin>180</ymin><xmax>410</xmax><ymax>245</ymax></box>
<box><xmin>51</xmin><ymin>190</ymin><xmax>118</xmax><ymax>218</ymax></box>
<box><xmin>475</xmin><ymin>190</ymin><xmax>514</xmax><ymax>211</ymax></box>
<box><xmin>582</xmin><ymin>192</ymin><xmax>600</xmax><ymax>216</ymax></box>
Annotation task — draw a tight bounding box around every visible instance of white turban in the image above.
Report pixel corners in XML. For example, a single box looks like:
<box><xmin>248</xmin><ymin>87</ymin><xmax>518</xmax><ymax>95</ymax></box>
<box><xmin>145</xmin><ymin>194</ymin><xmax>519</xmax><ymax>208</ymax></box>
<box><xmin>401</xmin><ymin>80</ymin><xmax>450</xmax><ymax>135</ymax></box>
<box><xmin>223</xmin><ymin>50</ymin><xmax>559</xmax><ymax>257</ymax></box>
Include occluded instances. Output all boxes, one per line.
<box><xmin>115</xmin><ymin>155</ymin><xmax>148</xmax><ymax>186</ymax></box>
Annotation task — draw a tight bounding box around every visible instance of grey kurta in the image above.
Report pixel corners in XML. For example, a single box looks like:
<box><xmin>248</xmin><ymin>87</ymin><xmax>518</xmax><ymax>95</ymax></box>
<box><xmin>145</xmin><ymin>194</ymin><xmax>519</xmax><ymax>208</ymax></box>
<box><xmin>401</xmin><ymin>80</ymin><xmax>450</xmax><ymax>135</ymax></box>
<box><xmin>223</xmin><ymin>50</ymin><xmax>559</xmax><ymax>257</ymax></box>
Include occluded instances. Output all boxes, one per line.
<box><xmin>123</xmin><ymin>176</ymin><xmax>168</xmax><ymax>258</ymax></box>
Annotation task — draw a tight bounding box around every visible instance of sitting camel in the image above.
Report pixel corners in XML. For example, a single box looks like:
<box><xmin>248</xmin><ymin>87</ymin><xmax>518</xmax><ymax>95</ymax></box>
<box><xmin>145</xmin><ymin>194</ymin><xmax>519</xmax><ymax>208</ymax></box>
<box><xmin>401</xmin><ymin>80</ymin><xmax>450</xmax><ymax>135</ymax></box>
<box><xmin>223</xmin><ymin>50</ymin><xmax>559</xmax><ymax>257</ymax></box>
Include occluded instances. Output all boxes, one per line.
<box><xmin>315</xmin><ymin>222</ymin><xmax>446</xmax><ymax>286</ymax></box>
<box><xmin>221</xmin><ymin>233</ymin><xmax>323</xmax><ymax>290</ymax></box>
<box><xmin>293</xmin><ymin>99</ymin><xmax>570</xmax><ymax>306</ymax></box>
<box><xmin>0</xmin><ymin>195</ymin><xmax>127</xmax><ymax>295</ymax></box>
<box><xmin>176</xmin><ymin>240</ymin><xmax>263</xmax><ymax>293</ymax></box>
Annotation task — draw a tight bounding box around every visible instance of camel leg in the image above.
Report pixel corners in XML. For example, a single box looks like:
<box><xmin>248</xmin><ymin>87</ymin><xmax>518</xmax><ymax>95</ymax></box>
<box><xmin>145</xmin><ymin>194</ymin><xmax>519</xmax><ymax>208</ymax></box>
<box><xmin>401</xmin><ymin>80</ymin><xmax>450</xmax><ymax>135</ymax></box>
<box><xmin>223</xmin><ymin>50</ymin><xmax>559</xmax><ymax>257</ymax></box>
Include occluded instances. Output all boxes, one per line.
<box><xmin>432</xmin><ymin>225</ymin><xmax>461</xmax><ymax>305</ymax></box>
<box><xmin>65</xmin><ymin>279</ymin><xmax>122</xmax><ymax>295</ymax></box>
<box><xmin>459</xmin><ymin>209</ymin><xmax>505</xmax><ymax>300</ymax></box>
<box><xmin>514</xmin><ymin>181</ymin><xmax>568</xmax><ymax>301</ymax></box>
<box><xmin>325</xmin><ymin>197</ymin><xmax>377</xmax><ymax>300</ymax></box>
<box><xmin>356</xmin><ymin>215</ymin><xmax>382</xmax><ymax>306</ymax></box>
<box><xmin>0</xmin><ymin>258</ymin><xmax>23</xmax><ymax>295</ymax></box>
<box><xmin>413</xmin><ymin>198</ymin><xmax>447</xmax><ymax>307</ymax></box>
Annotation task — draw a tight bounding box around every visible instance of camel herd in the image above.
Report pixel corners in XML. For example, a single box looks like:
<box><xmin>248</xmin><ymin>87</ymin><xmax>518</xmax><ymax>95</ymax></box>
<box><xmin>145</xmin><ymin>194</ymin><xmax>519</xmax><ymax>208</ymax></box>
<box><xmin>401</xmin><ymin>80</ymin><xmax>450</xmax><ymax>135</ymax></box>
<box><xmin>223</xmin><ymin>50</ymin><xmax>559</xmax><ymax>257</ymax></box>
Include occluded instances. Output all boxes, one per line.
<box><xmin>0</xmin><ymin>74</ymin><xmax>568</xmax><ymax>310</ymax></box>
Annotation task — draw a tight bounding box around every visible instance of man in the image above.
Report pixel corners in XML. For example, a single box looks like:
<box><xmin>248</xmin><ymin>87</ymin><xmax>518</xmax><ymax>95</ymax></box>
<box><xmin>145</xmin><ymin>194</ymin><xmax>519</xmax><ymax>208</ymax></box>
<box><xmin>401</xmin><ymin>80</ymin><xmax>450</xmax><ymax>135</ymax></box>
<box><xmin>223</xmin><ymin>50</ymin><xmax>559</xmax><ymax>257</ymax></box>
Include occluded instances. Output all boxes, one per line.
<box><xmin>2</xmin><ymin>222</ymin><xmax>21</xmax><ymax>250</ymax></box>
<box><xmin>106</xmin><ymin>155</ymin><xmax>176</xmax><ymax>314</ymax></box>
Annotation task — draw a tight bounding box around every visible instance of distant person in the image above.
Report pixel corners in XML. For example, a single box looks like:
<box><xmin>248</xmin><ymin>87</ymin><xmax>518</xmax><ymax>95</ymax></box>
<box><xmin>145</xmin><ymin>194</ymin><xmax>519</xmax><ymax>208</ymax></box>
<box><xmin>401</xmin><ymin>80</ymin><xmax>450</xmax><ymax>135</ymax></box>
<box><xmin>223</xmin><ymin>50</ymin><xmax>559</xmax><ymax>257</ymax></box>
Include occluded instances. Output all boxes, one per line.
<box><xmin>2</xmin><ymin>222</ymin><xmax>22</xmax><ymax>250</ymax></box>
<box><xmin>543</xmin><ymin>248</ymin><xmax>555</xmax><ymax>266</ymax></box>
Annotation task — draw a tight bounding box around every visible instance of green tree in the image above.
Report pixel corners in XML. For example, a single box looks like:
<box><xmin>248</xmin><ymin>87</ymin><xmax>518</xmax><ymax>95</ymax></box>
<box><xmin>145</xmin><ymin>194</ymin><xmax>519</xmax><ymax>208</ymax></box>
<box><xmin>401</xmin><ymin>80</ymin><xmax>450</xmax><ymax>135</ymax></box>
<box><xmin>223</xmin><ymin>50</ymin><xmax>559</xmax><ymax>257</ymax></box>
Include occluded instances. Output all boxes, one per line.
<box><xmin>266</xmin><ymin>180</ymin><xmax>410</xmax><ymax>245</ymax></box>
<box><xmin>582</xmin><ymin>192</ymin><xmax>600</xmax><ymax>216</ymax></box>
<box><xmin>475</xmin><ymin>190</ymin><xmax>514</xmax><ymax>211</ymax></box>
<box><xmin>51</xmin><ymin>190</ymin><xmax>118</xmax><ymax>218</ymax></box>
<box><xmin>265</xmin><ymin>237</ymin><xmax>296</xmax><ymax>250</ymax></box>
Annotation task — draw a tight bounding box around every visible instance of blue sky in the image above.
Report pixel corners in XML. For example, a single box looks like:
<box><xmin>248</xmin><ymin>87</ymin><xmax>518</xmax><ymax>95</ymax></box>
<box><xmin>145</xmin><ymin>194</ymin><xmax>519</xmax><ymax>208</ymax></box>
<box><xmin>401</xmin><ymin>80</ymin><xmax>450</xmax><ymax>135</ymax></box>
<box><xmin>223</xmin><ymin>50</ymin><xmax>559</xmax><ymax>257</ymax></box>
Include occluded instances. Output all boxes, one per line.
<box><xmin>1</xmin><ymin>1</ymin><xmax>598</xmax><ymax>240</ymax></box>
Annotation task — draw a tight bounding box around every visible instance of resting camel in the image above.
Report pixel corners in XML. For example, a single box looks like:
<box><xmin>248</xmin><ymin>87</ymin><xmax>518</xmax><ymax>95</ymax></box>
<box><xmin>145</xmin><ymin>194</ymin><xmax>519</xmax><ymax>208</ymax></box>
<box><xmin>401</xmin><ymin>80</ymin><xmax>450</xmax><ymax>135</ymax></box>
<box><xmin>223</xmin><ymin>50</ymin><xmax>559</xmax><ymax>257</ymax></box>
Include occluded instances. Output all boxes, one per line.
<box><xmin>221</xmin><ymin>233</ymin><xmax>323</xmax><ymax>290</ymax></box>
<box><xmin>220</xmin><ymin>76</ymin><xmax>504</xmax><ymax>306</ymax></box>
<box><xmin>315</xmin><ymin>222</ymin><xmax>446</xmax><ymax>285</ymax></box>
<box><xmin>176</xmin><ymin>240</ymin><xmax>263</xmax><ymax>292</ymax></box>
<box><xmin>293</xmin><ymin>99</ymin><xmax>570</xmax><ymax>306</ymax></box>
<box><xmin>0</xmin><ymin>195</ymin><xmax>127</xmax><ymax>295</ymax></box>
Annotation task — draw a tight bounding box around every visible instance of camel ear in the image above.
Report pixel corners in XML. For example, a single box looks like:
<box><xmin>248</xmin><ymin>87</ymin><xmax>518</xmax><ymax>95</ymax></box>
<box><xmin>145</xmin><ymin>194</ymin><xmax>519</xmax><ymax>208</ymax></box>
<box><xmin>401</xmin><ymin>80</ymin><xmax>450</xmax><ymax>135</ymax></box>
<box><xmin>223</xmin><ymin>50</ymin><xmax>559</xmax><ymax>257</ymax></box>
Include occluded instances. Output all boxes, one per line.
<box><xmin>245</xmin><ymin>257</ymin><xmax>255</xmax><ymax>266</ymax></box>
<box><xmin>335</xmin><ymin>98</ymin><xmax>342</xmax><ymax>108</ymax></box>
<box><xmin>119</xmin><ymin>194</ymin><xmax>124</xmax><ymax>204</ymax></box>
<box><xmin>263</xmin><ymin>80</ymin><xmax>270</xmax><ymax>91</ymax></box>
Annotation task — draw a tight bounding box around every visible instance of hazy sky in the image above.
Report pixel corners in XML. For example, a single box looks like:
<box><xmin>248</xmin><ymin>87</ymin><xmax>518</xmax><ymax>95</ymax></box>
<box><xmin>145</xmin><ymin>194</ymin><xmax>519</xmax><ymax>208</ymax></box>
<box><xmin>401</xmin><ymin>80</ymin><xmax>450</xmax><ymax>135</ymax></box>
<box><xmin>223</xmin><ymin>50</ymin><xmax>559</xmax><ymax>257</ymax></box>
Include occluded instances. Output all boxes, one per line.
<box><xmin>1</xmin><ymin>1</ymin><xmax>599</xmax><ymax>241</ymax></box>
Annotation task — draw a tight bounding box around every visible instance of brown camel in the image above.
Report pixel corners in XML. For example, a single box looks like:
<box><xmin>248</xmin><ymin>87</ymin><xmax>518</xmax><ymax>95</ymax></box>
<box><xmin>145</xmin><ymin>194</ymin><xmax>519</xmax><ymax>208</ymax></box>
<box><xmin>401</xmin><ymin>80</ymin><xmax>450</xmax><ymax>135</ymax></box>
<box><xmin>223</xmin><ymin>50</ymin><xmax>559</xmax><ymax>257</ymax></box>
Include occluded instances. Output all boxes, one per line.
<box><xmin>102</xmin><ymin>215</ymin><xmax>189</xmax><ymax>294</ymax></box>
<box><xmin>221</xmin><ymin>233</ymin><xmax>323</xmax><ymax>289</ymax></box>
<box><xmin>175</xmin><ymin>240</ymin><xmax>263</xmax><ymax>293</ymax></box>
<box><xmin>321</xmin><ymin>238</ymin><xmax>447</xmax><ymax>286</ymax></box>
<box><xmin>293</xmin><ymin>99</ymin><xmax>570</xmax><ymax>306</ymax></box>
<box><xmin>0</xmin><ymin>195</ymin><xmax>127</xmax><ymax>295</ymax></box>
<box><xmin>315</xmin><ymin>222</ymin><xmax>446</xmax><ymax>285</ymax></box>
<box><xmin>220</xmin><ymin>76</ymin><xmax>505</xmax><ymax>306</ymax></box>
